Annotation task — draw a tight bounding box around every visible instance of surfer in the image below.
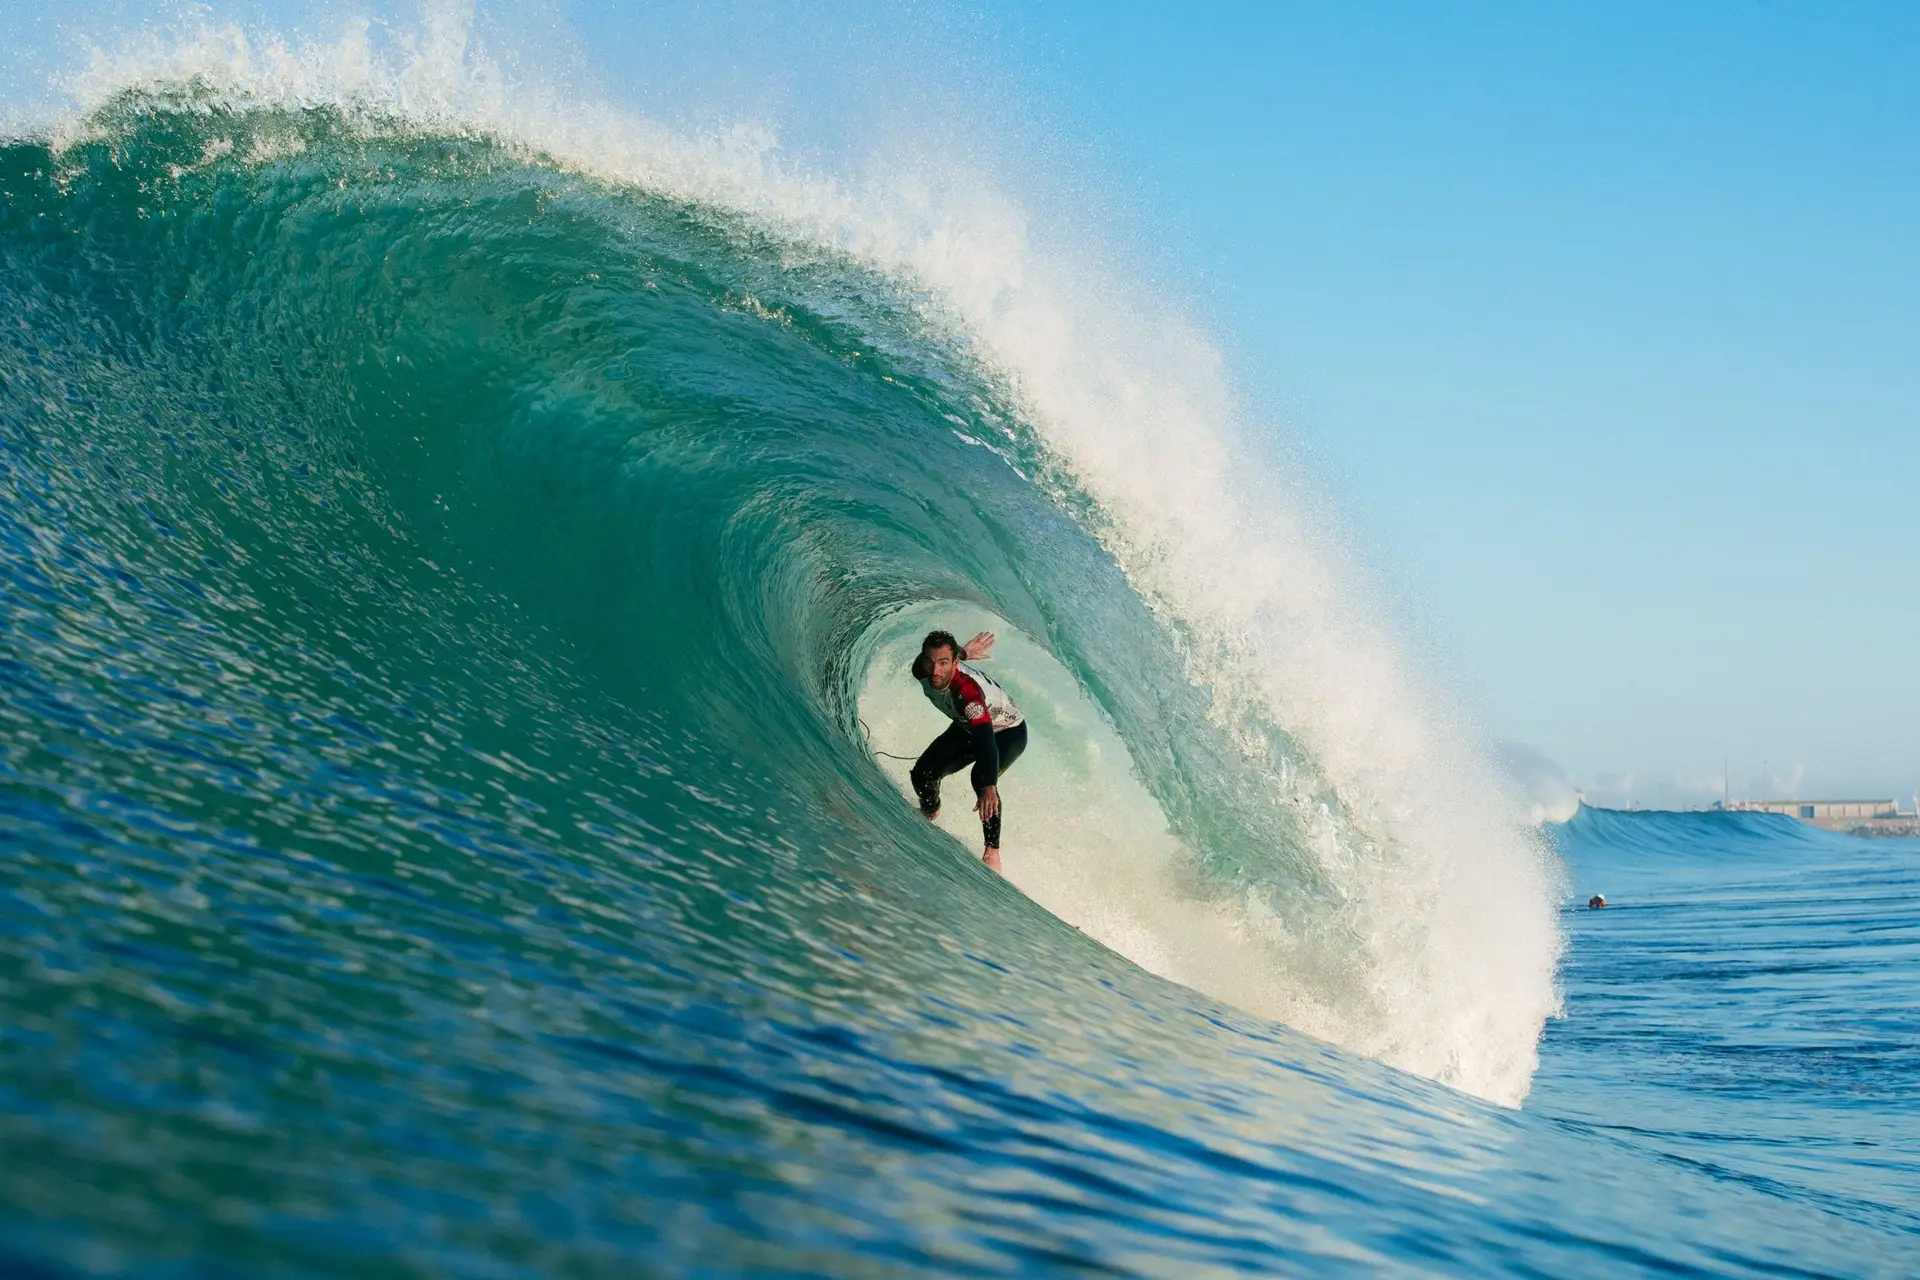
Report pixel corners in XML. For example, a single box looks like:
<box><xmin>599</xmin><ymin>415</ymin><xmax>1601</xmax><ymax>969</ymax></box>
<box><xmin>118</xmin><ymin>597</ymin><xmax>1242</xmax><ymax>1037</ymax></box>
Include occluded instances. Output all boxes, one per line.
<box><xmin>909</xmin><ymin>629</ymin><xmax>1027</xmax><ymax>874</ymax></box>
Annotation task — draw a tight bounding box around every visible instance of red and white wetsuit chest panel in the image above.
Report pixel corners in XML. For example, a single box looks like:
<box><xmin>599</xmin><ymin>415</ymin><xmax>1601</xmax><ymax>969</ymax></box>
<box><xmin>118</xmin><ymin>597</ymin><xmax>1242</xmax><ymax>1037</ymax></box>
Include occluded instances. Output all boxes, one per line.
<box><xmin>921</xmin><ymin>663</ymin><xmax>1024</xmax><ymax>730</ymax></box>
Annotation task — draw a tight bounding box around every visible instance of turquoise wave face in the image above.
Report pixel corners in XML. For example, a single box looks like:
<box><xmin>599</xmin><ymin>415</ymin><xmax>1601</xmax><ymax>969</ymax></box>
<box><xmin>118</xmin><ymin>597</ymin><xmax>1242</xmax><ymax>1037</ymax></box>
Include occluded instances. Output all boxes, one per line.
<box><xmin>0</xmin><ymin>95</ymin><xmax>1354</xmax><ymax>1259</ymax></box>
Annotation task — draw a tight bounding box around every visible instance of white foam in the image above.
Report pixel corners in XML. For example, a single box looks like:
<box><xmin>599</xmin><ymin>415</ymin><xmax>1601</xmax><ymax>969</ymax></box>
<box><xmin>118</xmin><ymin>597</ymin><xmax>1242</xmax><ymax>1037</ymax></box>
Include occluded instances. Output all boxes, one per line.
<box><xmin>25</xmin><ymin>1</ymin><xmax>1566</xmax><ymax>1104</ymax></box>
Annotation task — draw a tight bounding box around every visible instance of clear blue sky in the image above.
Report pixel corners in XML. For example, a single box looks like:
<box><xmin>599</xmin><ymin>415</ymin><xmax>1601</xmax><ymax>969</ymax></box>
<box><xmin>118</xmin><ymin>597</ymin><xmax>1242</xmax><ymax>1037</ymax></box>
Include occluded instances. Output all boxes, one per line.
<box><xmin>7</xmin><ymin>1</ymin><xmax>1916</xmax><ymax>804</ymax></box>
<box><xmin>966</xmin><ymin>2</ymin><xmax>1920</xmax><ymax>805</ymax></box>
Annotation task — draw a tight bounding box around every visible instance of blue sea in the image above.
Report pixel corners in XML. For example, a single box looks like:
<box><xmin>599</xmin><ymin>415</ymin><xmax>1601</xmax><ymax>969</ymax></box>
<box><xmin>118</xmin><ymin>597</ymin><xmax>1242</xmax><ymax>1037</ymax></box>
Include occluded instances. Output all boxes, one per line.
<box><xmin>2</xmin><ymin>22</ymin><xmax>1916</xmax><ymax>1277</ymax></box>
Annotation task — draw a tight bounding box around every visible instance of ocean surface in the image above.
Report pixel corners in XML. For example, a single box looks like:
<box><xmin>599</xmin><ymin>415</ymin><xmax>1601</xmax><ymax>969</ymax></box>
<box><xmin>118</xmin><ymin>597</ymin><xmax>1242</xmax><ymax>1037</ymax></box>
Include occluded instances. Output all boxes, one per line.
<box><xmin>2</xmin><ymin>42</ymin><xmax>1917</xmax><ymax>1278</ymax></box>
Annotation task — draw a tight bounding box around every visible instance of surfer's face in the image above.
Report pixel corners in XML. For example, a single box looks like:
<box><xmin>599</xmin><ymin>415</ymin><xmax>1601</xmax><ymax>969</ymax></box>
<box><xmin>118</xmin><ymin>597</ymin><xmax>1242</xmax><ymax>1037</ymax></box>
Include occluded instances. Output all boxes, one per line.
<box><xmin>925</xmin><ymin>645</ymin><xmax>958</xmax><ymax>689</ymax></box>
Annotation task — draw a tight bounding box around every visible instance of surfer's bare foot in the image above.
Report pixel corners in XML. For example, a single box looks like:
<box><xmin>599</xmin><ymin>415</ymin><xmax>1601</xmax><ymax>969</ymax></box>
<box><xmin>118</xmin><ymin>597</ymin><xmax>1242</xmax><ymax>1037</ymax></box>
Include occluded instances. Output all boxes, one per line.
<box><xmin>923</xmin><ymin>808</ymin><xmax>939</xmax><ymax>821</ymax></box>
<box><xmin>982</xmin><ymin>847</ymin><xmax>1002</xmax><ymax>874</ymax></box>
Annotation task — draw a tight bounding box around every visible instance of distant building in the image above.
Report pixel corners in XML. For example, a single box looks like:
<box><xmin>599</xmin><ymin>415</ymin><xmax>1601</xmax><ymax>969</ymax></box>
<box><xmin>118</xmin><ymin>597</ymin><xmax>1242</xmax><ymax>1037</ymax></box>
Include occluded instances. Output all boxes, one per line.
<box><xmin>1737</xmin><ymin>799</ymin><xmax>1897</xmax><ymax>828</ymax></box>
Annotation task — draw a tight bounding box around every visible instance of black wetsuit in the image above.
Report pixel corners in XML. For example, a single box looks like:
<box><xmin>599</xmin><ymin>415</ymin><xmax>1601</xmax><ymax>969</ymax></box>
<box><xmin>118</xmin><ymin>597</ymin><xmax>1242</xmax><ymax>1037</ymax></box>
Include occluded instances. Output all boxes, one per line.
<box><xmin>910</xmin><ymin>664</ymin><xmax>1027</xmax><ymax>847</ymax></box>
<box><xmin>911</xmin><ymin>721</ymin><xmax>1028</xmax><ymax>847</ymax></box>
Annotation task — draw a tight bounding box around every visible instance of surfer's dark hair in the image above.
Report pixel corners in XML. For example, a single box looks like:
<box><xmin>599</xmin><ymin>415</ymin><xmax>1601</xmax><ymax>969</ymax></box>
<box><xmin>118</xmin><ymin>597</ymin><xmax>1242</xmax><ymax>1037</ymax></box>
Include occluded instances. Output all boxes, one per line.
<box><xmin>913</xmin><ymin>630</ymin><xmax>963</xmax><ymax>680</ymax></box>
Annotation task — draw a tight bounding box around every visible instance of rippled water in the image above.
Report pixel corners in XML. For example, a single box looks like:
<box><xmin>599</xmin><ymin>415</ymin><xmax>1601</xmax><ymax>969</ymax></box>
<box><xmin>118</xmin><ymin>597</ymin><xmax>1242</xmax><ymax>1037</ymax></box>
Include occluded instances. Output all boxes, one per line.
<box><xmin>1539</xmin><ymin>809</ymin><xmax>1920</xmax><ymax>1239</ymax></box>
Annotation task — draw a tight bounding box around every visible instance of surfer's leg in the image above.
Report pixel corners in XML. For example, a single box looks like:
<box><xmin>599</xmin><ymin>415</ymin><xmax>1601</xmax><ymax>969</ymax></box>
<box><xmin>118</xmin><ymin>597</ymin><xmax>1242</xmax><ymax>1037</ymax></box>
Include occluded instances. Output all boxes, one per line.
<box><xmin>965</xmin><ymin>722</ymin><xmax>1027</xmax><ymax>798</ymax></box>
<box><xmin>992</xmin><ymin>722</ymin><xmax>1027</xmax><ymax>776</ymax></box>
<box><xmin>981</xmin><ymin>810</ymin><xmax>1003</xmax><ymax>849</ymax></box>
<box><xmin>972</xmin><ymin>723</ymin><xmax>1026</xmax><ymax>868</ymax></box>
<box><xmin>910</xmin><ymin>723</ymin><xmax>976</xmax><ymax>818</ymax></box>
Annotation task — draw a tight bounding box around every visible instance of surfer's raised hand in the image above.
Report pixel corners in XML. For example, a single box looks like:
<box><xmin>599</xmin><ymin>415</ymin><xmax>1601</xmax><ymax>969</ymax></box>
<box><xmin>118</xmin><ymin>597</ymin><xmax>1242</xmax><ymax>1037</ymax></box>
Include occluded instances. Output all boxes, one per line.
<box><xmin>963</xmin><ymin>631</ymin><xmax>996</xmax><ymax>660</ymax></box>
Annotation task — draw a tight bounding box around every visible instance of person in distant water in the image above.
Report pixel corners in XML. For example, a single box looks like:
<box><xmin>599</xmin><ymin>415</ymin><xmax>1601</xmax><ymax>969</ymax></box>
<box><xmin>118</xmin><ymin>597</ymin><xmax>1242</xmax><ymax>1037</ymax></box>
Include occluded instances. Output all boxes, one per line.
<box><xmin>1587</xmin><ymin>894</ymin><xmax>1607</xmax><ymax>910</ymax></box>
<box><xmin>909</xmin><ymin>629</ymin><xmax>1027</xmax><ymax>874</ymax></box>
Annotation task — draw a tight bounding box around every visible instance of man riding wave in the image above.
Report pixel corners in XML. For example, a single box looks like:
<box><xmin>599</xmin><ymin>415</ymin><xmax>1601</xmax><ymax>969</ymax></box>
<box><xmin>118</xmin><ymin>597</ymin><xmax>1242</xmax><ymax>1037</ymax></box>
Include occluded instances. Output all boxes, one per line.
<box><xmin>909</xmin><ymin>629</ymin><xmax>1027</xmax><ymax>873</ymax></box>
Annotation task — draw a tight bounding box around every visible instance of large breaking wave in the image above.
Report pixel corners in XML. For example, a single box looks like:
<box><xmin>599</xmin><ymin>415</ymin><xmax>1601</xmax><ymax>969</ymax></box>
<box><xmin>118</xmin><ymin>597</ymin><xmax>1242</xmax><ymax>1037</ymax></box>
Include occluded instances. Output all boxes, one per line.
<box><xmin>1</xmin><ymin>10</ymin><xmax>1561</xmax><ymax>1105</ymax></box>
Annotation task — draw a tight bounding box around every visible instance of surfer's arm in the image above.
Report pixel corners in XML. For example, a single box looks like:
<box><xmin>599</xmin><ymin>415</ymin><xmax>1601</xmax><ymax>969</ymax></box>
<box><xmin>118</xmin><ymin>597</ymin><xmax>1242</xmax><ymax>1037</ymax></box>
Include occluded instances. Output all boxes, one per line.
<box><xmin>968</xmin><ymin>718</ymin><xmax>999</xmax><ymax>787</ymax></box>
<box><xmin>962</xmin><ymin>631</ymin><xmax>996</xmax><ymax>660</ymax></box>
<box><xmin>952</xmin><ymin>672</ymin><xmax>1001</xmax><ymax>788</ymax></box>
<box><xmin>974</xmin><ymin>781</ymin><xmax>1000</xmax><ymax>825</ymax></box>
<box><xmin>970</xmin><ymin>719</ymin><xmax>1001</xmax><ymax>823</ymax></box>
